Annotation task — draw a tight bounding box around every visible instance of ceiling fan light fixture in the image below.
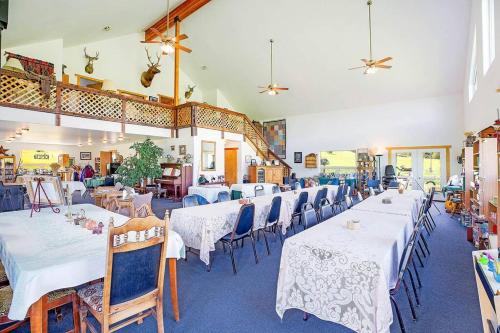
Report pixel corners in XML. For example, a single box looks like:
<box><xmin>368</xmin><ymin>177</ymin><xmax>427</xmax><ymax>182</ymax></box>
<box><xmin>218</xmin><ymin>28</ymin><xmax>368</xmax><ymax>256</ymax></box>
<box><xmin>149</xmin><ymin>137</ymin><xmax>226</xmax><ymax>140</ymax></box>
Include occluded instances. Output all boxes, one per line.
<box><xmin>268</xmin><ymin>90</ymin><xmax>277</xmax><ymax>96</ymax></box>
<box><xmin>365</xmin><ymin>66</ymin><xmax>378</xmax><ymax>75</ymax></box>
<box><xmin>161</xmin><ymin>42</ymin><xmax>175</xmax><ymax>54</ymax></box>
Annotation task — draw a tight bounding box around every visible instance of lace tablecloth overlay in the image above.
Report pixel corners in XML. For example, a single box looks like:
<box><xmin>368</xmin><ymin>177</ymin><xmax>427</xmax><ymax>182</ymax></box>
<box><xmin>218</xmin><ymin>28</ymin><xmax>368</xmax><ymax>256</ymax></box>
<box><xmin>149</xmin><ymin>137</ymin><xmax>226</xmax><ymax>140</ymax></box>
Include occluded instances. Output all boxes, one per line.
<box><xmin>276</xmin><ymin>208</ymin><xmax>415</xmax><ymax>333</ymax></box>
<box><xmin>61</xmin><ymin>181</ymin><xmax>87</xmax><ymax>197</ymax></box>
<box><xmin>230</xmin><ymin>183</ymin><xmax>276</xmax><ymax>197</ymax></box>
<box><xmin>0</xmin><ymin>204</ymin><xmax>185</xmax><ymax>320</ymax></box>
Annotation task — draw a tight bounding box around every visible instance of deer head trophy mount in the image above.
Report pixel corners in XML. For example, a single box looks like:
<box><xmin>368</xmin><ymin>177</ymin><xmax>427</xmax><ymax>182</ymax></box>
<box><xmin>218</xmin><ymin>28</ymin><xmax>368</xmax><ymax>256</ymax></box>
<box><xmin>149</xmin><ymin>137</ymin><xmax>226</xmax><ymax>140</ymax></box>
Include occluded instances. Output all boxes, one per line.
<box><xmin>141</xmin><ymin>48</ymin><xmax>161</xmax><ymax>88</ymax></box>
<box><xmin>83</xmin><ymin>48</ymin><xmax>99</xmax><ymax>74</ymax></box>
<box><xmin>184</xmin><ymin>85</ymin><xmax>196</xmax><ymax>100</ymax></box>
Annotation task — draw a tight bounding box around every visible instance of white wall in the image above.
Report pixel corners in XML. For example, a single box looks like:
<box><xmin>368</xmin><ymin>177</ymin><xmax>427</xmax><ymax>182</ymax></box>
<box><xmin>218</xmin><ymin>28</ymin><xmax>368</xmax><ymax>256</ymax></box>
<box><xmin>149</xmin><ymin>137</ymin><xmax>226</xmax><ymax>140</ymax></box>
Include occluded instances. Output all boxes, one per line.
<box><xmin>272</xmin><ymin>94</ymin><xmax>464</xmax><ymax>178</ymax></box>
<box><xmin>464</xmin><ymin>0</ymin><xmax>500</xmax><ymax>132</ymax></box>
<box><xmin>63</xmin><ymin>33</ymin><xmax>203</xmax><ymax>103</ymax></box>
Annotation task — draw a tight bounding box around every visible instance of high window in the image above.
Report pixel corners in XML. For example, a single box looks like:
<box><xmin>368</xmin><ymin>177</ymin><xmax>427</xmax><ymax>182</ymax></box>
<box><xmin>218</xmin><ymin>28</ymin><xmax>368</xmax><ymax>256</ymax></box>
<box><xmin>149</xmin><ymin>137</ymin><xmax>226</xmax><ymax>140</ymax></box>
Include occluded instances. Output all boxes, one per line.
<box><xmin>319</xmin><ymin>151</ymin><xmax>357</xmax><ymax>175</ymax></box>
<box><xmin>468</xmin><ymin>26</ymin><xmax>478</xmax><ymax>102</ymax></box>
<box><xmin>482</xmin><ymin>0</ymin><xmax>495</xmax><ymax>74</ymax></box>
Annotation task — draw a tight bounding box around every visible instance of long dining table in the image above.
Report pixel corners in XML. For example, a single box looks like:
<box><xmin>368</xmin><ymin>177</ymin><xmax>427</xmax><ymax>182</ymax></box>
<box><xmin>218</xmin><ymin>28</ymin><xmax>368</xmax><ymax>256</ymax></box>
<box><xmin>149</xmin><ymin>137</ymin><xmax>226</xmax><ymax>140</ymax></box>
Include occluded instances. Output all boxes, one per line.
<box><xmin>0</xmin><ymin>204</ymin><xmax>185</xmax><ymax>333</ymax></box>
<box><xmin>276</xmin><ymin>189</ymin><xmax>424</xmax><ymax>333</ymax></box>
<box><xmin>170</xmin><ymin>185</ymin><xmax>338</xmax><ymax>266</ymax></box>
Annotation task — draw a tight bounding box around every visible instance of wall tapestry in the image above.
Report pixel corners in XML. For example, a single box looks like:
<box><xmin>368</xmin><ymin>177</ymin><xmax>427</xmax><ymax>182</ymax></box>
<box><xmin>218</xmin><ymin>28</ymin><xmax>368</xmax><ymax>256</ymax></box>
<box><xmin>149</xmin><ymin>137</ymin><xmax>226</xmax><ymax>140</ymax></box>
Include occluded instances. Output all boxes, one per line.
<box><xmin>263</xmin><ymin>119</ymin><xmax>286</xmax><ymax>159</ymax></box>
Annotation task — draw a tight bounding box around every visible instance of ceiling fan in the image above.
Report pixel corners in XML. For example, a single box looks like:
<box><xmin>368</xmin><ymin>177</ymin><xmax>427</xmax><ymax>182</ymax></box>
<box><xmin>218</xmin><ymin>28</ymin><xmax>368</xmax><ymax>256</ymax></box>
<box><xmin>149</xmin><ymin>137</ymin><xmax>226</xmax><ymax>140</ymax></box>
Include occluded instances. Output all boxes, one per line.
<box><xmin>259</xmin><ymin>39</ymin><xmax>289</xmax><ymax>95</ymax></box>
<box><xmin>140</xmin><ymin>0</ymin><xmax>192</xmax><ymax>54</ymax></box>
<box><xmin>349</xmin><ymin>0</ymin><xmax>392</xmax><ymax>74</ymax></box>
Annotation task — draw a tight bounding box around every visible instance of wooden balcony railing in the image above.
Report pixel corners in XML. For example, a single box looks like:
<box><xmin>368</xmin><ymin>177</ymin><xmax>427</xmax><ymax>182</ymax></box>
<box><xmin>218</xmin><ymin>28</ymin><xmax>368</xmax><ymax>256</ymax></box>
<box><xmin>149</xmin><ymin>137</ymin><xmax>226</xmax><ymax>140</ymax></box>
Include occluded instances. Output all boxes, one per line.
<box><xmin>0</xmin><ymin>69</ymin><xmax>290</xmax><ymax>173</ymax></box>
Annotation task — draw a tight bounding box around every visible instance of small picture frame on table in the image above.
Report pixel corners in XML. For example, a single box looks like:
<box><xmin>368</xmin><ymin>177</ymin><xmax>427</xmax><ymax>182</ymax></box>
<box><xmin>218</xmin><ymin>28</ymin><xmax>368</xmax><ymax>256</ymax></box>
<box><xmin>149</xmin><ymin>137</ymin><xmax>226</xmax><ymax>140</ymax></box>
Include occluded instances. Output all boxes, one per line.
<box><xmin>80</xmin><ymin>152</ymin><xmax>92</xmax><ymax>160</ymax></box>
<box><xmin>250</xmin><ymin>159</ymin><xmax>257</xmax><ymax>166</ymax></box>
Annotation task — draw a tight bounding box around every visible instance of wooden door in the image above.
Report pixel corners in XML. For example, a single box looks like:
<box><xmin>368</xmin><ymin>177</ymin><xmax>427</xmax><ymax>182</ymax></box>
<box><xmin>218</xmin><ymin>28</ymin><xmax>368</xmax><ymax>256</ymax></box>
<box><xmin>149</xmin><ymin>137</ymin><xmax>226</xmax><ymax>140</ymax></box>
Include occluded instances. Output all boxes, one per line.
<box><xmin>224</xmin><ymin>148</ymin><xmax>238</xmax><ymax>186</ymax></box>
<box><xmin>99</xmin><ymin>151</ymin><xmax>112</xmax><ymax>176</ymax></box>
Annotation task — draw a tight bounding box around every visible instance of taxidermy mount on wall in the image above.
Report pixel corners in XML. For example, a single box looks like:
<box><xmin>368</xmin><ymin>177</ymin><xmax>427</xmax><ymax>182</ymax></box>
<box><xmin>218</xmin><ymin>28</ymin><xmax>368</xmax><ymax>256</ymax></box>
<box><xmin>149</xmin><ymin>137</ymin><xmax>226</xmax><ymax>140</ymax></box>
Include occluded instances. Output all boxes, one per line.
<box><xmin>185</xmin><ymin>85</ymin><xmax>196</xmax><ymax>100</ymax></box>
<box><xmin>141</xmin><ymin>48</ymin><xmax>161</xmax><ymax>88</ymax></box>
<box><xmin>84</xmin><ymin>47</ymin><xmax>99</xmax><ymax>74</ymax></box>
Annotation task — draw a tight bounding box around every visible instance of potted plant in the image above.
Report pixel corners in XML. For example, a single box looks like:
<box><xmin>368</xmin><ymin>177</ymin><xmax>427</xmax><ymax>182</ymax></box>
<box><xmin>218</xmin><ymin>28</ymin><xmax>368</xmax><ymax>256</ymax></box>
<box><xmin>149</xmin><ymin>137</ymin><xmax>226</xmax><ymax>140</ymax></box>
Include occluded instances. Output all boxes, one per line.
<box><xmin>116</xmin><ymin>139</ymin><xmax>164</xmax><ymax>187</ymax></box>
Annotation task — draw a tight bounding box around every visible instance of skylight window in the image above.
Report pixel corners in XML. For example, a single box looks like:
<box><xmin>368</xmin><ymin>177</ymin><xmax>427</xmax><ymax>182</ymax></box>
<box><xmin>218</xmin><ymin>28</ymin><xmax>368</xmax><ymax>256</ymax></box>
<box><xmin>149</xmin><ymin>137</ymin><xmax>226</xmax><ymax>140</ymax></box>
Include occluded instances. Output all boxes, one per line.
<box><xmin>468</xmin><ymin>26</ymin><xmax>478</xmax><ymax>103</ymax></box>
<box><xmin>482</xmin><ymin>0</ymin><xmax>495</xmax><ymax>74</ymax></box>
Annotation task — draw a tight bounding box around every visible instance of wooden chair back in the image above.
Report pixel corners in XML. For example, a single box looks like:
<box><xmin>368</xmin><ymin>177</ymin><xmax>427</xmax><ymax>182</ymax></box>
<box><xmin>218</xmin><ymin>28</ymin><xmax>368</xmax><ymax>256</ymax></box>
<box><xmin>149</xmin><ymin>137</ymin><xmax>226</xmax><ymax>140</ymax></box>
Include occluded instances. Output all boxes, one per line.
<box><xmin>102</xmin><ymin>213</ymin><xmax>169</xmax><ymax>329</ymax></box>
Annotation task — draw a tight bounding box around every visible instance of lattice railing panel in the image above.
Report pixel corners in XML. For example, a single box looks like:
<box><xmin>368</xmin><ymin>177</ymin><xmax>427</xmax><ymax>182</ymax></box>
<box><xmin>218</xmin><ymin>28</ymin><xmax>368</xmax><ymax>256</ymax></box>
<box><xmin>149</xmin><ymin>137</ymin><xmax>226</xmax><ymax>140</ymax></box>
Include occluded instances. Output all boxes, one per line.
<box><xmin>195</xmin><ymin>106</ymin><xmax>244</xmax><ymax>133</ymax></box>
<box><xmin>60</xmin><ymin>87</ymin><xmax>122</xmax><ymax>121</ymax></box>
<box><xmin>177</xmin><ymin>105</ymin><xmax>192</xmax><ymax>127</ymax></box>
<box><xmin>0</xmin><ymin>73</ymin><xmax>56</xmax><ymax>110</ymax></box>
<box><xmin>125</xmin><ymin>101</ymin><xmax>175</xmax><ymax>128</ymax></box>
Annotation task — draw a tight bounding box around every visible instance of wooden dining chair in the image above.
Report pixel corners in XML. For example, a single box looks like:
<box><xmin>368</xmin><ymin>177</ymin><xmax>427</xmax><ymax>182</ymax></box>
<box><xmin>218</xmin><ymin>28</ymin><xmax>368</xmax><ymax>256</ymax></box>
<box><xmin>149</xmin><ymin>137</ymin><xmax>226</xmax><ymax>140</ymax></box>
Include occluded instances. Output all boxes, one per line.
<box><xmin>0</xmin><ymin>285</ymin><xmax>80</xmax><ymax>333</ymax></box>
<box><xmin>78</xmin><ymin>214</ymin><xmax>169</xmax><ymax>333</ymax></box>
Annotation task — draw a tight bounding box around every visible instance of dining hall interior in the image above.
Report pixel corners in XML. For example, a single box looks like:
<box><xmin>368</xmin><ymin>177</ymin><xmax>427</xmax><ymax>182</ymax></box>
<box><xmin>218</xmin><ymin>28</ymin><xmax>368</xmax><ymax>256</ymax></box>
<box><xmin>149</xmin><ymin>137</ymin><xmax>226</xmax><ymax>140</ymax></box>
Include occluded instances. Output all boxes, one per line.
<box><xmin>0</xmin><ymin>0</ymin><xmax>497</xmax><ymax>332</ymax></box>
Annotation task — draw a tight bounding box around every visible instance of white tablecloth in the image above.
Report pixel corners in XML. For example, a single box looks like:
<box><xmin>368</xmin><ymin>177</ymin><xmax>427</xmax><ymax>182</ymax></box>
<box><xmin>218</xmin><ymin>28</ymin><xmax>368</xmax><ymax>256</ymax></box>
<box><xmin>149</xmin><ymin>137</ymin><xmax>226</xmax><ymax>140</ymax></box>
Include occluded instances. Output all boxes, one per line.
<box><xmin>230</xmin><ymin>183</ymin><xmax>276</xmax><ymax>197</ymax></box>
<box><xmin>276</xmin><ymin>208</ymin><xmax>415</xmax><ymax>333</ymax></box>
<box><xmin>170</xmin><ymin>185</ymin><xmax>338</xmax><ymax>265</ymax></box>
<box><xmin>61</xmin><ymin>181</ymin><xmax>87</xmax><ymax>197</ymax></box>
<box><xmin>0</xmin><ymin>204</ymin><xmax>185</xmax><ymax>320</ymax></box>
<box><xmin>352</xmin><ymin>189</ymin><xmax>424</xmax><ymax>222</ymax></box>
<box><xmin>188</xmin><ymin>185</ymin><xmax>230</xmax><ymax>203</ymax></box>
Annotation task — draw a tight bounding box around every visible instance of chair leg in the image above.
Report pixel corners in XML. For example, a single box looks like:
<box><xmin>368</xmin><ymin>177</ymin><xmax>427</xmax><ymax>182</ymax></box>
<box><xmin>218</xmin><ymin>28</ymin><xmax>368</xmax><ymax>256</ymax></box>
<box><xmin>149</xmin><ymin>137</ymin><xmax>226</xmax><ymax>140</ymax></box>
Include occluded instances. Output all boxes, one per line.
<box><xmin>156</xmin><ymin>301</ymin><xmax>165</xmax><ymax>333</ymax></box>
<box><xmin>407</xmin><ymin>269</ymin><xmax>420</xmax><ymax>306</ymax></box>
<box><xmin>72</xmin><ymin>294</ymin><xmax>81</xmax><ymax>333</ymax></box>
<box><xmin>415</xmin><ymin>249</ymin><xmax>424</xmax><ymax>268</ymax></box>
<box><xmin>277</xmin><ymin>228</ymin><xmax>283</xmax><ymax>245</ymax></box>
<box><xmin>79</xmin><ymin>301</ymin><xmax>88</xmax><ymax>333</ymax></box>
<box><xmin>412</xmin><ymin>260</ymin><xmax>422</xmax><ymax>288</ymax></box>
<box><xmin>250</xmin><ymin>233</ymin><xmax>259</xmax><ymax>264</ymax></box>
<box><xmin>291</xmin><ymin>219</ymin><xmax>296</xmax><ymax>235</ymax></box>
<box><xmin>390</xmin><ymin>295</ymin><xmax>406</xmax><ymax>333</ymax></box>
<box><xmin>222</xmin><ymin>242</ymin><xmax>226</xmax><ymax>254</ymax></box>
<box><xmin>403</xmin><ymin>279</ymin><xmax>417</xmax><ymax>321</ymax></box>
<box><xmin>229</xmin><ymin>243</ymin><xmax>237</xmax><ymax>274</ymax></box>
<box><xmin>417</xmin><ymin>240</ymin><xmax>427</xmax><ymax>258</ymax></box>
<box><xmin>262</xmin><ymin>230</ymin><xmax>270</xmax><ymax>255</ymax></box>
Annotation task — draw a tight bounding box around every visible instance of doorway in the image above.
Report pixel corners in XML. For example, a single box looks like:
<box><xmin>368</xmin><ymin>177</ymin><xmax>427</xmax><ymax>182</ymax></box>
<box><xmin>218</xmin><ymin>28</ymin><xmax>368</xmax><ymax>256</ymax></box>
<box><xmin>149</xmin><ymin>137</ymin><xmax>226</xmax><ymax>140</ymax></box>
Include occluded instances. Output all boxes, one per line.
<box><xmin>224</xmin><ymin>148</ymin><xmax>238</xmax><ymax>187</ymax></box>
<box><xmin>388</xmin><ymin>146</ymin><xmax>450</xmax><ymax>194</ymax></box>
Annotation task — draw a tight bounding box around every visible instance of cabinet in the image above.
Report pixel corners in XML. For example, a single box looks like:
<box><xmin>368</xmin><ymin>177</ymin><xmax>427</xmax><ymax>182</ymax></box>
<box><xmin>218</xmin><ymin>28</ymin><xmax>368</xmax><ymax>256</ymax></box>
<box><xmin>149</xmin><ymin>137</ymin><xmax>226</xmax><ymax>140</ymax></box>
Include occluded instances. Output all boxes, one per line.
<box><xmin>305</xmin><ymin>153</ymin><xmax>317</xmax><ymax>168</ymax></box>
<box><xmin>248</xmin><ymin>166</ymin><xmax>284</xmax><ymax>185</ymax></box>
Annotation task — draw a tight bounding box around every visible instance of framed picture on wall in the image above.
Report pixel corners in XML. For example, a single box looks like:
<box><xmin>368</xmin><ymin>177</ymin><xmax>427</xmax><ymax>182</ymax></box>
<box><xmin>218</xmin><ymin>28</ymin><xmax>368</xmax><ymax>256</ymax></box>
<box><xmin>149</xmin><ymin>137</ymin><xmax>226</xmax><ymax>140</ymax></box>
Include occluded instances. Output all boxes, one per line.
<box><xmin>179</xmin><ymin>145</ymin><xmax>186</xmax><ymax>155</ymax></box>
<box><xmin>80</xmin><ymin>152</ymin><xmax>91</xmax><ymax>160</ymax></box>
<box><xmin>263</xmin><ymin>119</ymin><xmax>286</xmax><ymax>159</ymax></box>
<box><xmin>170</xmin><ymin>145</ymin><xmax>175</xmax><ymax>151</ymax></box>
<box><xmin>250</xmin><ymin>159</ymin><xmax>257</xmax><ymax>166</ymax></box>
<box><xmin>294</xmin><ymin>152</ymin><xmax>302</xmax><ymax>163</ymax></box>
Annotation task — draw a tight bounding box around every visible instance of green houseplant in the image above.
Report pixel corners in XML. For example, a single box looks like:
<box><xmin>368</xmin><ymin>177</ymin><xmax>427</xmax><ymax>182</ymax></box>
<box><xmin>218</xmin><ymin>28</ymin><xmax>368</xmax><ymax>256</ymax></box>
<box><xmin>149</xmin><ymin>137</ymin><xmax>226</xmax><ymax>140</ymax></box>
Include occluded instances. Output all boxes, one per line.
<box><xmin>116</xmin><ymin>139</ymin><xmax>164</xmax><ymax>187</ymax></box>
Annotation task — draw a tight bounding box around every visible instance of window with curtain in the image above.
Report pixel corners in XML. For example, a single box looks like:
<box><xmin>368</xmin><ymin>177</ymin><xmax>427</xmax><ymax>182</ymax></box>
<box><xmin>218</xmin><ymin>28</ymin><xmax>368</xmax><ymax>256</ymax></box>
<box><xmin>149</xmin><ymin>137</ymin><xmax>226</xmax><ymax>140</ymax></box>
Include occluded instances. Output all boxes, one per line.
<box><xmin>468</xmin><ymin>26</ymin><xmax>478</xmax><ymax>102</ymax></box>
<box><xmin>482</xmin><ymin>0</ymin><xmax>495</xmax><ymax>74</ymax></box>
<box><xmin>319</xmin><ymin>151</ymin><xmax>357</xmax><ymax>175</ymax></box>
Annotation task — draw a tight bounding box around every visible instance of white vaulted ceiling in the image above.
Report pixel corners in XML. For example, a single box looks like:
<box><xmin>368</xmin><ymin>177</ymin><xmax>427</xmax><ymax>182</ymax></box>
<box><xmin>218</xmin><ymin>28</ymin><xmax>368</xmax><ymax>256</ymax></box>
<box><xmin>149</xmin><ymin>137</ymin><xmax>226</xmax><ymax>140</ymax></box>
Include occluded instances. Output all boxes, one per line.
<box><xmin>2</xmin><ymin>0</ymin><xmax>470</xmax><ymax>119</ymax></box>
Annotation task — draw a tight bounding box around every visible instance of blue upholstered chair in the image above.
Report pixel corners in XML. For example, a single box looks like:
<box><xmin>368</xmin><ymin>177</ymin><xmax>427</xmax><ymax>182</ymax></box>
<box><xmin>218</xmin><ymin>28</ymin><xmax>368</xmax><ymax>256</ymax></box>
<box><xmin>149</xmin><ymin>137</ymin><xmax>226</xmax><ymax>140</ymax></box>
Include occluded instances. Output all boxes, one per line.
<box><xmin>217</xmin><ymin>191</ymin><xmax>230</xmax><ymax>202</ymax></box>
<box><xmin>254</xmin><ymin>185</ymin><xmax>265</xmax><ymax>197</ymax></box>
<box><xmin>301</xmin><ymin>203</ymin><xmax>318</xmax><ymax>229</ymax></box>
<box><xmin>193</xmin><ymin>194</ymin><xmax>210</xmax><ymax>205</ymax></box>
<box><xmin>290</xmin><ymin>191</ymin><xmax>308</xmax><ymax>233</ymax></box>
<box><xmin>299</xmin><ymin>178</ymin><xmax>306</xmax><ymax>189</ymax></box>
<box><xmin>292</xmin><ymin>181</ymin><xmax>301</xmax><ymax>190</ymax></box>
<box><xmin>313</xmin><ymin>187</ymin><xmax>328</xmax><ymax>212</ymax></box>
<box><xmin>319</xmin><ymin>201</ymin><xmax>334</xmax><ymax>221</ymax></box>
<box><xmin>332</xmin><ymin>184</ymin><xmax>346</xmax><ymax>214</ymax></box>
<box><xmin>219</xmin><ymin>204</ymin><xmax>258</xmax><ymax>274</ymax></box>
<box><xmin>257</xmin><ymin>196</ymin><xmax>283</xmax><ymax>255</ymax></box>
<box><xmin>182</xmin><ymin>195</ymin><xmax>198</xmax><ymax>208</ymax></box>
<box><xmin>0</xmin><ymin>183</ymin><xmax>24</xmax><ymax>213</ymax></box>
<box><xmin>272</xmin><ymin>185</ymin><xmax>281</xmax><ymax>194</ymax></box>
<box><xmin>388</xmin><ymin>180</ymin><xmax>400</xmax><ymax>189</ymax></box>
<box><xmin>78</xmin><ymin>214</ymin><xmax>169</xmax><ymax>333</ymax></box>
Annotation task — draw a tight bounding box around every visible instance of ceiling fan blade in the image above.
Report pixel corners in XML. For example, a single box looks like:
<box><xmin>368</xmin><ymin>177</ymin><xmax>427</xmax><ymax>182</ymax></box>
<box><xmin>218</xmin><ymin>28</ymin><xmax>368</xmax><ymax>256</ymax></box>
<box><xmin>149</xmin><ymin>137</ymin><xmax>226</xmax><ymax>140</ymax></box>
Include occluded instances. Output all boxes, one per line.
<box><xmin>361</xmin><ymin>59</ymin><xmax>369</xmax><ymax>64</ymax></box>
<box><xmin>258</xmin><ymin>86</ymin><xmax>269</xmax><ymax>88</ymax></box>
<box><xmin>259</xmin><ymin>90</ymin><xmax>269</xmax><ymax>94</ymax></box>
<box><xmin>176</xmin><ymin>44</ymin><xmax>192</xmax><ymax>53</ymax></box>
<box><xmin>374</xmin><ymin>64</ymin><xmax>392</xmax><ymax>69</ymax></box>
<box><xmin>273</xmin><ymin>87</ymin><xmax>289</xmax><ymax>90</ymax></box>
<box><xmin>176</xmin><ymin>34</ymin><xmax>189</xmax><ymax>41</ymax></box>
<box><xmin>140</xmin><ymin>41</ymin><xmax>162</xmax><ymax>44</ymax></box>
<box><xmin>374</xmin><ymin>57</ymin><xmax>393</xmax><ymax>64</ymax></box>
<box><xmin>349</xmin><ymin>66</ymin><xmax>366</xmax><ymax>70</ymax></box>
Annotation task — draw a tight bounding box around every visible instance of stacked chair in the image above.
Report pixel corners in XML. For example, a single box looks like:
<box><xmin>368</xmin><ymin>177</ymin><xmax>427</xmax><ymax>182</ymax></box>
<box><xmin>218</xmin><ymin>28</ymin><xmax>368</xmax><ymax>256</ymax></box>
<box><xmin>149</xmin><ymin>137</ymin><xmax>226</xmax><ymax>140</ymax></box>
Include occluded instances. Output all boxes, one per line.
<box><xmin>390</xmin><ymin>188</ymin><xmax>437</xmax><ymax>332</ymax></box>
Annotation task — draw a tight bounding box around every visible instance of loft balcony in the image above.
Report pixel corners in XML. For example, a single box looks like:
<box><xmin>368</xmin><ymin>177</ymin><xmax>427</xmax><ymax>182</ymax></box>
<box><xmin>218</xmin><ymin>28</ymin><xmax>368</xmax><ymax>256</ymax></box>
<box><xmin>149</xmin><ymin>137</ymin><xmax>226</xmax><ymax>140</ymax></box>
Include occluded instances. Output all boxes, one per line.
<box><xmin>0</xmin><ymin>69</ymin><xmax>290</xmax><ymax>172</ymax></box>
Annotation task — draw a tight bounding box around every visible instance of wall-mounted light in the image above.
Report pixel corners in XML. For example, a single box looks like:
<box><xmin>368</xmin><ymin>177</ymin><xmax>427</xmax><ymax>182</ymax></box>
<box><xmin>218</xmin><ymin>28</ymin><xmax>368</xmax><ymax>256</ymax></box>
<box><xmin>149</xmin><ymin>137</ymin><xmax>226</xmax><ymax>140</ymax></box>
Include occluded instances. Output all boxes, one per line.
<box><xmin>21</xmin><ymin>128</ymin><xmax>29</xmax><ymax>133</ymax></box>
<box><xmin>15</xmin><ymin>132</ymin><xmax>22</xmax><ymax>137</ymax></box>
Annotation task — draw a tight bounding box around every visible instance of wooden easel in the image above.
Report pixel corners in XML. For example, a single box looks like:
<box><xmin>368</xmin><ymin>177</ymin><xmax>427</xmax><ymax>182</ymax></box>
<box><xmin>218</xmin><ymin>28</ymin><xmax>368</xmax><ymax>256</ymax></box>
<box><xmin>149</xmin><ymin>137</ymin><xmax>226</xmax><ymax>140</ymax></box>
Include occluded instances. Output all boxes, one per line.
<box><xmin>30</xmin><ymin>177</ymin><xmax>61</xmax><ymax>217</ymax></box>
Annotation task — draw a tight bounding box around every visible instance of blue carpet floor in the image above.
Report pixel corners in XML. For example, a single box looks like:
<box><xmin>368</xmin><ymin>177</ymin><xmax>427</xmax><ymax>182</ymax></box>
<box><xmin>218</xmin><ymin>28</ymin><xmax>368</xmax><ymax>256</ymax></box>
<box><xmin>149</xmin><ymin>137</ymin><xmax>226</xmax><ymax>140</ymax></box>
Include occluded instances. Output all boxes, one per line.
<box><xmin>6</xmin><ymin>195</ymin><xmax>483</xmax><ymax>332</ymax></box>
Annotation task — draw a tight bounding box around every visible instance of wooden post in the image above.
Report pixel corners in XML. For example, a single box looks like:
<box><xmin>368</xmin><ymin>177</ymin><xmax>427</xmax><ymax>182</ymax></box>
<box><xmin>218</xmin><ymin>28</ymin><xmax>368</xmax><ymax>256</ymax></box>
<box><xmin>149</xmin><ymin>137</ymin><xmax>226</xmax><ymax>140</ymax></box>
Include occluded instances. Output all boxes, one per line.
<box><xmin>174</xmin><ymin>17</ymin><xmax>181</xmax><ymax>106</ymax></box>
<box><xmin>55</xmin><ymin>84</ymin><xmax>61</xmax><ymax>126</ymax></box>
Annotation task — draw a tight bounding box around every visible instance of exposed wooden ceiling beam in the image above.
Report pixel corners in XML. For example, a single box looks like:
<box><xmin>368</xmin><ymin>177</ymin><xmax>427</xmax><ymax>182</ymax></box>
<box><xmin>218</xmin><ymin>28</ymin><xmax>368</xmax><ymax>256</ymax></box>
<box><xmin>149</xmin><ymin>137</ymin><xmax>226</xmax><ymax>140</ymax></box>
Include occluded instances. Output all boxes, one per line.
<box><xmin>144</xmin><ymin>0</ymin><xmax>211</xmax><ymax>41</ymax></box>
